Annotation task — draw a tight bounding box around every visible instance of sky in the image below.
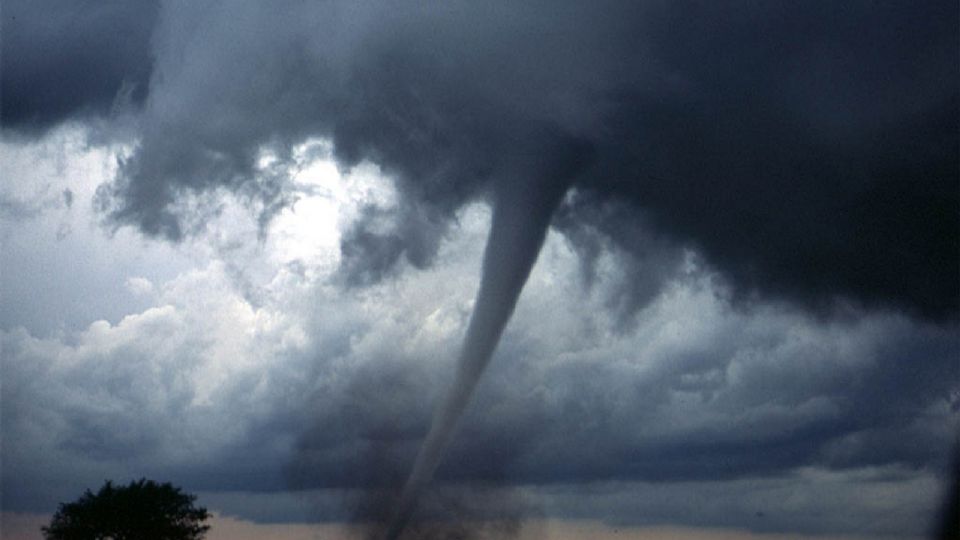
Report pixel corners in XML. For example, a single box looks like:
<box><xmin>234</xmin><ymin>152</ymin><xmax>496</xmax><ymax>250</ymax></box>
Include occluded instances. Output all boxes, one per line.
<box><xmin>1</xmin><ymin>2</ymin><xmax>958</xmax><ymax>540</ymax></box>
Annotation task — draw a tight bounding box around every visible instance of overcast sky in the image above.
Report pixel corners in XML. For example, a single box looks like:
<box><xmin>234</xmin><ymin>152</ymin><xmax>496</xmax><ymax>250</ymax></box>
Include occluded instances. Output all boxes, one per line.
<box><xmin>1</xmin><ymin>2</ymin><xmax>957</xmax><ymax>540</ymax></box>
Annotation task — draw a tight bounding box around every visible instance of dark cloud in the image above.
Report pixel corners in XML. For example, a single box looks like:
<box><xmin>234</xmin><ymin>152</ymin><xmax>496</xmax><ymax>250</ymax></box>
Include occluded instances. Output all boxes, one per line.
<box><xmin>564</xmin><ymin>1</ymin><xmax>959</xmax><ymax>320</ymax></box>
<box><xmin>1</xmin><ymin>0</ymin><xmax>158</xmax><ymax>133</ymax></box>
<box><xmin>553</xmin><ymin>197</ymin><xmax>689</xmax><ymax>328</ymax></box>
<box><xmin>337</xmin><ymin>202</ymin><xmax>451</xmax><ymax>287</ymax></box>
<box><xmin>12</xmin><ymin>0</ymin><xmax>948</xmax><ymax>319</ymax></box>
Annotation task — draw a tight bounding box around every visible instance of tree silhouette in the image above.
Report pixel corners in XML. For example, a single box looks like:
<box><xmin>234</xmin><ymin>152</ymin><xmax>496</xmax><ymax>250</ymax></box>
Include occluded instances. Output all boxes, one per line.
<box><xmin>42</xmin><ymin>479</ymin><xmax>211</xmax><ymax>540</ymax></box>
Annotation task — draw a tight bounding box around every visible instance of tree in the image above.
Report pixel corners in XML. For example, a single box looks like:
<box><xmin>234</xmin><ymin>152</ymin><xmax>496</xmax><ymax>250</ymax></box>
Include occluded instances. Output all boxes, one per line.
<box><xmin>42</xmin><ymin>479</ymin><xmax>211</xmax><ymax>540</ymax></box>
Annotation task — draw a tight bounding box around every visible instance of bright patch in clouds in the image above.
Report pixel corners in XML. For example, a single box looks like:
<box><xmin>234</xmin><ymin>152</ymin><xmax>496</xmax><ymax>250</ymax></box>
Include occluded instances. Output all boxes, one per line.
<box><xmin>265</xmin><ymin>140</ymin><xmax>401</xmax><ymax>279</ymax></box>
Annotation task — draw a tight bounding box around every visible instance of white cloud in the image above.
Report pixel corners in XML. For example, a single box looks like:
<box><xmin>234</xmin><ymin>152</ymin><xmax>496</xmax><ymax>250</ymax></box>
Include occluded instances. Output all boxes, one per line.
<box><xmin>0</xmin><ymin>127</ymin><xmax>192</xmax><ymax>335</ymax></box>
<box><xmin>124</xmin><ymin>276</ymin><xmax>155</xmax><ymax>296</ymax></box>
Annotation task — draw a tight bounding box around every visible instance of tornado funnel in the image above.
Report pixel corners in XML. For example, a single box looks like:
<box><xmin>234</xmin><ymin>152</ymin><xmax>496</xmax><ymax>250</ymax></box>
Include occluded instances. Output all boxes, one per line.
<box><xmin>383</xmin><ymin>142</ymin><xmax>590</xmax><ymax>539</ymax></box>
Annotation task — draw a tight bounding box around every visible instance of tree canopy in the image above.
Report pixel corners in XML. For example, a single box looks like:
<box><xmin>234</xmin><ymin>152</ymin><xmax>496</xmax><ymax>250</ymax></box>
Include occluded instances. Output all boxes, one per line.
<box><xmin>42</xmin><ymin>479</ymin><xmax>211</xmax><ymax>540</ymax></box>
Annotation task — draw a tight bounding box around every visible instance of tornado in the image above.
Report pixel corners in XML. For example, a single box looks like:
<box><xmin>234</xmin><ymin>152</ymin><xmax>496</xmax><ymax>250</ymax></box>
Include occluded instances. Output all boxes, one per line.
<box><xmin>383</xmin><ymin>147</ymin><xmax>585</xmax><ymax>540</ymax></box>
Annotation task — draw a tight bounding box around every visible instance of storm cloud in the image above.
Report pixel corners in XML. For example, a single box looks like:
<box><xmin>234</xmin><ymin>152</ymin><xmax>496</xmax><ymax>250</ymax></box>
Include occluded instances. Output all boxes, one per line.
<box><xmin>2</xmin><ymin>1</ymin><xmax>958</xmax><ymax>538</ymax></box>
<box><xmin>1</xmin><ymin>0</ymin><xmax>158</xmax><ymax>132</ymax></box>
<box><xmin>5</xmin><ymin>0</ymin><xmax>956</xmax><ymax>319</ymax></box>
